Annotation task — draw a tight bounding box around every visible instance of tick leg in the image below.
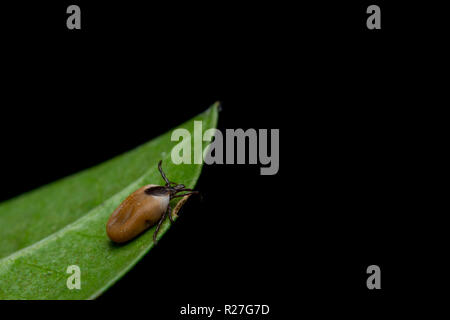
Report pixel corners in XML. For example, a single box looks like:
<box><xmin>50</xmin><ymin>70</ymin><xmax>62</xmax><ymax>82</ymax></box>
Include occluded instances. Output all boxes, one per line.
<box><xmin>167</xmin><ymin>205</ymin><xmax>174</xmax><ymax>224</ymax></box>
<box><xmin>153</xmin><ymin>209</ymin><xmax>168</xmax><ymax>243</ymax></box>
<box><xmin>176</xmin><ymin>188</ymin><xmax>195</xmax><ymax>192</ymax></box>
<box><xmin>158</xmin><ymin>160</ymin><xmax>171</xmax><ymax>186</ymax></box>
<box><xmin>171</xmin><ymin>191</ymin><xmax>199</xmax><ymax>199</ymax></box>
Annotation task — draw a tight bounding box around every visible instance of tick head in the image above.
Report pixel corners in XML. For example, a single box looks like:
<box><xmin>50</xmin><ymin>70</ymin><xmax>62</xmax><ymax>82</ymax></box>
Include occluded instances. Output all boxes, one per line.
<box><xmin>174</xmin><ymin>184</ymin><xmax>185</xmax><ymax>190</ymax></box>
<box><xmin>166</xmin><ymin>183</ymin><xmax>185</xmax><ymax>195</ymax></box>
<box><xmin>157</xmin><ymin>160</ymin><xmax>196</xmax><ymax>197</ymax></box>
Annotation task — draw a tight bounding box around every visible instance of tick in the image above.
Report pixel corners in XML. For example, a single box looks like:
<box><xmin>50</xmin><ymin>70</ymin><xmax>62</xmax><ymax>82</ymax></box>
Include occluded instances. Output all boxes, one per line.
<box><xmin>106</xmin><ymin>160</ymin><xmax>198</xmax><ymax>243</ymax></box>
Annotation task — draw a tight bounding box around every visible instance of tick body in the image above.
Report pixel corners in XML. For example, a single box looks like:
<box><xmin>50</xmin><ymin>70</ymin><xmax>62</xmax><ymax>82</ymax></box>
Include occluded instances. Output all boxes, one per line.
<box><xmin>106</xmin><ymin>160</ymin><xmax>198</xmax><ymax>243</ymax></box>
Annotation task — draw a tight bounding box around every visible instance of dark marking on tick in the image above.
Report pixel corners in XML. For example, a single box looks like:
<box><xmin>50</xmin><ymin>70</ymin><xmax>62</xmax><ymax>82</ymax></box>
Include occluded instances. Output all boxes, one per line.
<box><xmin>145</xmin><ymin>186</ymin><xmax>169</xmax><ymax>196</ymax></box>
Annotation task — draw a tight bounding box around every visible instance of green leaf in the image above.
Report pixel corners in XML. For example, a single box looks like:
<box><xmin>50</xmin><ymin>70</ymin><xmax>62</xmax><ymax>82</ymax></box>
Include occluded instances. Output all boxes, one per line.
<box><xmin>0</xmin><ymin>103</ymin><xmax>219</xmax><ymax>300</ymax></box>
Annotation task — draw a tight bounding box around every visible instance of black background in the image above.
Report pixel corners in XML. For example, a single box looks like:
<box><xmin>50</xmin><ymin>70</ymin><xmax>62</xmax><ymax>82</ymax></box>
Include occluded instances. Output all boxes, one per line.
<box><xmin>0</xmin><ymin>0</ymin><xmax>445</xmax><ymax>317</ymax></box>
